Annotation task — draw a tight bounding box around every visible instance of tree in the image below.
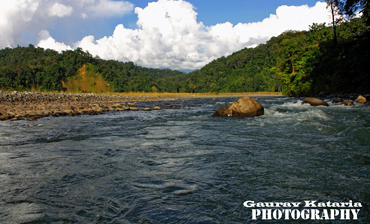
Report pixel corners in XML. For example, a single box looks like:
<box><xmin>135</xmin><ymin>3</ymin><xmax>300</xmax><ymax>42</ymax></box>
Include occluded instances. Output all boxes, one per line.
<box><xmin>335</xmin><ymin>0</ymin><xmax>370</xmax><ymax>25</ymax></box>
<box><xmin>327</xmin><ymin>0</ymin><xmax>341</xmax><ymax>44</ymax></box>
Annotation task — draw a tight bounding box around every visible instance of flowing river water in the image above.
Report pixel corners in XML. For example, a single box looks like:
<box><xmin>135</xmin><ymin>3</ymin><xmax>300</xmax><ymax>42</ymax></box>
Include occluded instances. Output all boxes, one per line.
<box><xmin>0</xmin><ymin>96</ymin><xmax>369</xmax><ymax>223</ymax></box>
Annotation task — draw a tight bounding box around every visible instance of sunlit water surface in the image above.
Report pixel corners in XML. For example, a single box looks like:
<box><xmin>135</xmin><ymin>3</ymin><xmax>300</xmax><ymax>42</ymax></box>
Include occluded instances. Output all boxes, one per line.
<box><xmin>0</xmin><ymin>97</ymin><xmax>369</xmax><ymax>223</ymax></box>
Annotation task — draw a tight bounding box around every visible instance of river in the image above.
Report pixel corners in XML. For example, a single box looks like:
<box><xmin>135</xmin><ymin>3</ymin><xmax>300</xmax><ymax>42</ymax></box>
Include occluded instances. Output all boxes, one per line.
<box><xmin>0</xmin><ymin>96</ymin><xmax>369</xmax><ymax>223</ymax></box>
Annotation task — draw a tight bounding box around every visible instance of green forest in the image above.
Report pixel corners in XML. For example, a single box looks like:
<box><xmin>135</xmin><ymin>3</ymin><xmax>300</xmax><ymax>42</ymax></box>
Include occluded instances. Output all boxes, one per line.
<box><xmin>0</xmin><ymin>0</ymin><xmax>369</xmax><ymax>96</ymax></box>
<box><xmin>0</xmin><ymin>47</ymin><xmax>183</xmax><ymax>93</ymax></box>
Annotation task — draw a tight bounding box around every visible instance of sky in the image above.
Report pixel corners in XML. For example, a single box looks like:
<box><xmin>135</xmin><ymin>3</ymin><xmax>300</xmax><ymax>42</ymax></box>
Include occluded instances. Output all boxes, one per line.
<box><xmin>0</xmin><ymin>0</ymin><xmax>333</xmax><ymax>71</ymax></box>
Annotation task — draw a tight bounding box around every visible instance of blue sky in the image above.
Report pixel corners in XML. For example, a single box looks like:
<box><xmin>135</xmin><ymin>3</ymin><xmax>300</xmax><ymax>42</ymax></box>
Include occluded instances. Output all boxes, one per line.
<box><xmin>0</xmin><ymin>0</ymin><xmax>331</xmax><ymax>70</ymax></box>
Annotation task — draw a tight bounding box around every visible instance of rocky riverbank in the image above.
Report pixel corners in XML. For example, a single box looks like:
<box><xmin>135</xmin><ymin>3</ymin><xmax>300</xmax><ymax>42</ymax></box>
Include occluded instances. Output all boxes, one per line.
<box><xmin>0</xmin><ymin>91</ymin><xmax>193</xmax><ymax>121</ymax></box>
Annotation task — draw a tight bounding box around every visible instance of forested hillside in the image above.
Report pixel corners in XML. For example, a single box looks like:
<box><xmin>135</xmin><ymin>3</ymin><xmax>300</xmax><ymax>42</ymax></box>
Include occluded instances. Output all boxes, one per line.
<box><xmin>0</xmin><ymin>46</ymin><xmax>183</xmax><ymax>93</ymax></box>
<box><xmin>275</xmin><ymin>18</ymin><xmax>369</xmax><ymax>96</ymax></box>
<box><xmin>157</xmin><ymin>17</ymin><xmax>369</xmax><ymax>96</ymax></box>
<box><xmin>157</xmin><ymin>37</ymin><xmax>281</xmax><ymax>93</ymax></box>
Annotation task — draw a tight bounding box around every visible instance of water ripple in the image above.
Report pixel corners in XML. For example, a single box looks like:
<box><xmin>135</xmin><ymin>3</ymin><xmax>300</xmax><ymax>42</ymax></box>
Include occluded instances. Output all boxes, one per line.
<box><xmin>0</xmin><ymin>97</ymin><xmax>369</xmax><ymax>223</ymax></box>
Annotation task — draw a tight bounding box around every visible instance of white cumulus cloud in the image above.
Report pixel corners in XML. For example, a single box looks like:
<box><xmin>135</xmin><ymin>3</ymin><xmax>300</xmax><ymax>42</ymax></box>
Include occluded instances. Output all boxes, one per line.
<box><xmin>48</xmin><ymin>3</ymin><xmax>73</xmax><ymax>18</ymax></box>
<box><xmin>87</xmin><ymin>0</ymin><xmax>134</xmax><ymax>17</ymax></box>
<box><xmin>231</xmin><ymin>2</ymin><xmax>331</xmax><ymax>47</ymax></box>
<box><xmin>0</xmin><ymin>0</ymin><xmax>134</xmax><ymax>48</ymax></box>
<box><xmin>37</xmin><ymin>30</ymin><xmax>73</xmax><ymax>52</ymax></box>
<box><xmin>0</xmin><ymin>0</ymin><xmax>40</xmax><ymax>47</ymax></box>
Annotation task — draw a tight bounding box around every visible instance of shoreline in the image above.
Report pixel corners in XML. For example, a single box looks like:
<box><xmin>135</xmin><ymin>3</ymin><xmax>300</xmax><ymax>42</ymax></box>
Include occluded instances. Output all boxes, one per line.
<box><xmin>0</xmin><ymin>91</ymin><xmax>282</xmax><ymax>121</ymax></box>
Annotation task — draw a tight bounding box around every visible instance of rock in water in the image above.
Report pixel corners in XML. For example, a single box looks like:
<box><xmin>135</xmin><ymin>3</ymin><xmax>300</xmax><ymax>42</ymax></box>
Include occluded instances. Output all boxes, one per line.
<box><xmin>355</xmin><ymin>95</ymin><xmax>367</xmax><ymax>104</ymax></box>
<box><xmin>332</xmin><ymin>98</ymin><xmax>343</xmax><ymax>103</ymax></box>
<box><xmin>343</xmin><ymin>100</ymin><xmax>354</xmax><ymax>106</ymax></box>
<box><xmin>301</xmin><ymin>97</ymin><xmax>329</xmax><ymax>107</ymax></box>
<box><xmin>0</xmin><ymin>114</ymin><xmax>8</xmax><ymax>121</ymax></box>
<box><xmin>212</xmin><ymin>97</ymin><xmax>264</xmax><ymax>117</ymax></box>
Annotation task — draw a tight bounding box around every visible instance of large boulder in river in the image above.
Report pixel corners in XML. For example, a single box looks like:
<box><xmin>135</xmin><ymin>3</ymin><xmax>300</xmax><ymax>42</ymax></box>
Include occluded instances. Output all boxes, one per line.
<box><xmin>212</xmin><ymin>97</ymin><xmax>264</xmax><ymax>117</ymax></box>
<box><xmin>355</xmin><ymin>95</ymin><xmax>367</xmax><ymax>104</ymax></box>
<box><xmin>301</xmin><ymin>97</ymin><xmax>329</xmax><ymax>107</ymax></box>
